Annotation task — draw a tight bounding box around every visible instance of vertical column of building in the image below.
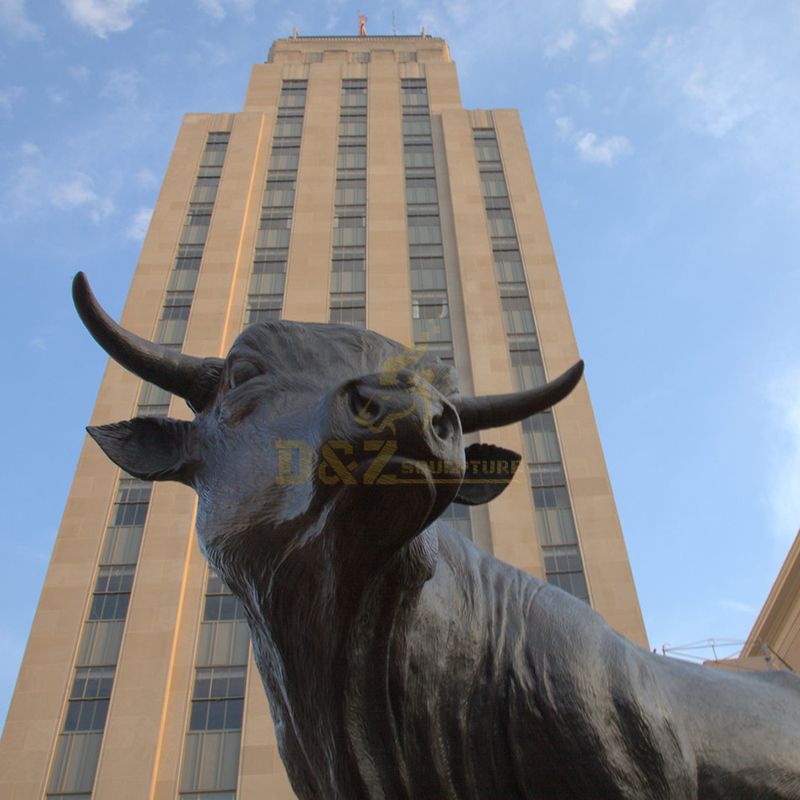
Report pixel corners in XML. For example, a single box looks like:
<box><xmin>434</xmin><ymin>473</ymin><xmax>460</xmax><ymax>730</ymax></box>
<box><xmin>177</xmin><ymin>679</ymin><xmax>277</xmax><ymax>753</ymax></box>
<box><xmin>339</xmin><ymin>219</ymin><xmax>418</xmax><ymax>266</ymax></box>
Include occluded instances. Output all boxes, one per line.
<box><xmin>400</xmin><ymin>77</ymin><xmax>472</xmax><ymax>540</ymax></box>
<box><xmin>471</xmin><ymin>126</ymin><xmax>589</xmax><ymax>602</ymax></box>
<box><xmin>139</xmin><ymin>131</ymin><xmax>230</xmax><ymax>413</ymax></box>
<box><xmin>176</xmin><ymin>571</ymin><xmax>250</xmax><ymax>799</ymax></box>
<box><xmin>45</xmin><ymin>131</ymin><xmax>232</xmax><ymax>800</ymax></box>
<box><xmin>328</xmin><ymin>78</ymin><xmax>367</xmax><ymax>327</ymax></box>
<box><xmin>243</xmin><ymin>80</ymin><xmax>307</xmax><ymax>326</ymax></box>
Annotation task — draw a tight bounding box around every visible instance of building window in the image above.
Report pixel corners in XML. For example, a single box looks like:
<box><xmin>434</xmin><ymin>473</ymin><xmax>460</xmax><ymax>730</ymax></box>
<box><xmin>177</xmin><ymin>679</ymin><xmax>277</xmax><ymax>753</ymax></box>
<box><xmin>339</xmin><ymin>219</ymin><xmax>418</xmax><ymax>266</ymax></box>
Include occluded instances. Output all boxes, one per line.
<box><xmin>336</xmin><ymin>177</ymin><xmax>365</xmax><ymax>206</ymax></box>
<box><xmin>403</xmin><ymin>118</ymin><xmax>432</xmax><ymax>139</ymax></box>
<box><xmin>404</xmin><ymin>144</ymin><xmax>435</xmax><ymax>172</ymax></box>
<box><xmin>189</xmin><ymin>667</ymin><xmax>246</xmax><ymax>731</ymax></box>
<box><xmin>501</xmin><ymin>295</ymin><xmax>535</xmax><ymax>335</ymax></box>
<box><xmin>137</xmin><ymin>382</ymin><xmax>171</xmax><ymax>417</ymax></box>
<box><xmin>204</xmin><ymin>585</ymin><xmax>247</xmax><ymax>622</ymax></box>
<box><xmin>329</xmin><ymin>296</ymin><xmax>366</xmax><ymax>328</ymax></box>
<box><xmin>494</xmin><ymin>250</ymin><xmax>525</xmax><ymax>284</ymax></box>
<box><xmin>64</xmin><ymin>667</ymin><xmax>114</xmax><ymax>732</ymax></box>
<box><xmin>278</xmin><ymin>87</ymin><xmax>307</xmax><ymax>111</ymax></box>
<box><xmin>543</xmin><ymin>545</ymin><xmax>589</xmax><ymax>601</ymax></box>
<box><xmin>339</xmin><ymin>119</ymin><xmax>366</xmax><ymax>139</ymax></box>
<box><xmin>341</xmin><ymin>80</ymin><xmax>367</xmax><ymax>107</ymax></box>
<box><xmin>439</xmin><ymin>503</ymin><xmax>472</xmax><ymax>540</ymax></box>
<box><xmin>89</xmin><ymin>566</ymin><xmax>134</xmax><ymax>621</ymax></box>
<box><xmin>408</xmin><ymin>215</ymin><xmax>442</xmax><ymax>245</ymax></box>
<box><xmin>180</xmin><ymin>571</ymin><xmax>248</xmax><ymax>797</ymax></box>
<box><xmin>274</xmin><ymin>119</ymin><xmax>302</xmax><ymax>139</ymax></box>
<box><xmin>337</xmin><ymin>146</ymin><xmax>366</xmax><ymax>171</ymax></box>
<box><xmin>47</xmin><ymin>733</ymin><xmax>103</xmax><ymax>797</ymax></box>
<box><xmin>510</xmin><ymin>348</ymin><xmax>545</xmax><ymax>391</ymax></box>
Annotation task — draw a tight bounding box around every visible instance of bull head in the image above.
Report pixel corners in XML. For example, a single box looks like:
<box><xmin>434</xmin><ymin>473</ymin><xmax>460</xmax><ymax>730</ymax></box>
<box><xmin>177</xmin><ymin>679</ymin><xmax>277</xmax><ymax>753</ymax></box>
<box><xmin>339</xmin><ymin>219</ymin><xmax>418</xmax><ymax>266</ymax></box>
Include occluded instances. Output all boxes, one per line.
<box><xmin>74</xmin><ymin>272</ymin><xmax>582</xmax><ymax>567</ymax></box>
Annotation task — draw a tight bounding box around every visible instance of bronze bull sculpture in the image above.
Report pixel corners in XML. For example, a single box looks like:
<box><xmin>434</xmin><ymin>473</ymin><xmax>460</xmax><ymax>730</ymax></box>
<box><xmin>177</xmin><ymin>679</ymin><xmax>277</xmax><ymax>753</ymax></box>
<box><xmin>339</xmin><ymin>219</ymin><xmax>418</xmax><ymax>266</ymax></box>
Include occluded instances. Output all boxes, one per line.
<box><xmin>74</xmin><ymin>273</ymin><xmax>800</xmax><ymax>799</ymax></box>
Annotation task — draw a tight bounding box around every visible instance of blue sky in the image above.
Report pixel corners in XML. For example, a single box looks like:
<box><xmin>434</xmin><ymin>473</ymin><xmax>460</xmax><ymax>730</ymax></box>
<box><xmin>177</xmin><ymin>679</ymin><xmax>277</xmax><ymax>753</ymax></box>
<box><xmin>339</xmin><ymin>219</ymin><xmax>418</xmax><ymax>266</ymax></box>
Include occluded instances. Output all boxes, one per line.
<box><xmin>1</xmin><ymin>0</ymin><xmax>798</xmax><ymax>725</ymax></box>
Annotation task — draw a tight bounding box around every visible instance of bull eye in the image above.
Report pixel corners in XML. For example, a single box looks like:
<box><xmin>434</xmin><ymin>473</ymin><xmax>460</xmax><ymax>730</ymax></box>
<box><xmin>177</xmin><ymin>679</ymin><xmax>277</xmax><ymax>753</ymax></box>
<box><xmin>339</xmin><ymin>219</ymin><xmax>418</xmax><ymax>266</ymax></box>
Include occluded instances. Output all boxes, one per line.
<box><xmin>229</xmin><ymin>361</ymin><xmax>262</xmax><ymax>389</ymax></box>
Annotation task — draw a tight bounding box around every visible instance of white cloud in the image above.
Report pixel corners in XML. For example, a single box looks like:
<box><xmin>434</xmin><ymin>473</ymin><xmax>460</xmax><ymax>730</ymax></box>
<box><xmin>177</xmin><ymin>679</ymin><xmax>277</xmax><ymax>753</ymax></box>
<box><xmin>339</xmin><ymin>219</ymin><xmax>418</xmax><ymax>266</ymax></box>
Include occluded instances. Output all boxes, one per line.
<box><xmin>61</xmin><ymin>0</ymin><xmax>146</xmax><ymax>38</ymax></box>
<box><xmin>100</xmin><ymin>69</ymin><xmax>141</xmax><ymax>104</ymax></box>
<box><xmin>581</xmin><ymin>0</ymin><xmax>637</xmax><ymax>32</ymax></box>
<box><xmin>20</xmin><ymin>141</ymin><xmax>40</xmax><ymax>157</ymax></box>
<box><xmin>135</xmin><ymin>168</ymin><xmax>158</xmax><ymax>188</ymax></box>
<box><xmin>197</xmin><ymin>0</ymin><xmax>255</xmax><ymax>21</ymax></box>
<box><xmin>553</xmin><ymin>113</ymin><xmax>632</xmax><ymax>165</ymax></box>
<box><xmin>27</xmin><ymin>335</ymin><xmax>47</xmax><ymax>351</ymax></box>
<box><xmin>554</xmin><ymin>115</ymin><xmax>575</xmax><ymax>140</ymax></box>
<box><xmin>0</xmin><ymin>85</ymin><xmax>24</xmax><ymax>117</ymax></box>
<box><xmin>545</xmin><ymin>29</ymin><xmax>577</xmax><ymax>58</ymax></box>
<box><xmin>126</xmin><ymin>206</ymin><xmax>152</xmax><ymax>240</ymax></box>
<box><xmin>190</xmin><ymin>39</ymin><xmax>232</xmax><ymax>69</ymax></box>
<box><xmin>47</xmin><ymin>87</ymin><xmax>68</xmax><ymax>105</ymax></box>
<box><xmin>680</xmin><ymin>62</ymin><xmax>755</xmax><ymax>138</ymax></box>
<box><xmin>718</xmin><ymin>599</ymin><xmax>756</xmax><ymax>616</ymax></box>
<box><xmin>0</xmin><ymin>0</ymin><xmax>42</xmax><ymax>40</ymax></box>
<box><xmin>766</xmin><ymin>367</ymin><xmax>800</xmax><ymax>542</ymax></box>
<box><xmin>50</xmin><ymin>173</ymin><xmax>115</xmax><ymax>222</ymax></box>
<box><xmin>575</xmin><ymin>131</ymin><xmax>632</xmax><ymax>164</ymax></box>
<box><xmin>68</xmin><ymin>65</ymin><xmax>91</xmax><ymax>80</ymax></box>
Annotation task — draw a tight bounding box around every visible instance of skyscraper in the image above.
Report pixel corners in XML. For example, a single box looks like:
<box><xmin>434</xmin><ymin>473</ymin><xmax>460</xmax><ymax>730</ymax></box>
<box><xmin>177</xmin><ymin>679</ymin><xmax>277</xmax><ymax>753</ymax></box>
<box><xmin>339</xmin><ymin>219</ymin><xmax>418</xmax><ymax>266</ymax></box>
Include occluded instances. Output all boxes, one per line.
<box><xmin>1</xmin><ymin>35</ymin><xmax>647</xmax><ymax>800</ymax></box>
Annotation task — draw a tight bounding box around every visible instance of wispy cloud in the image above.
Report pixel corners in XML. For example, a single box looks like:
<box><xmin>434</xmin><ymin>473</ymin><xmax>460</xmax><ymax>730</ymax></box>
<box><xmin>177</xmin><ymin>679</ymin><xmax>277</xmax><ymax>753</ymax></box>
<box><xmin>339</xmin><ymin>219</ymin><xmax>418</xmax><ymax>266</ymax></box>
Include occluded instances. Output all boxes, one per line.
<box><xmin>0</xmin><ymin>0</ymin><xmax>43</xmax><ymax>40</ymax></box>
<box><xmin>100</xmin><ymin>69</ymin><xmax>141</xmax><ymax>104</ymax></box>
<box><xmin>575</xmin><ymin>131</ymin><xmax>632</xmax><ymax>164</ymax></box>
<box><xmin>189</xmin><ymin>39</ymin><xmax>232</xmax><ymax>69</ymax></box>
<box><xmin>126</xmin><ymin>206</ymin><xmax>152</xmax><ymax>240</ymax></box>
<box><xmin>68</xmin><ymin>64</ymin><xmax>91</xmax><ymax>80</ymax></box>
<box><xmin>62</xmin><ymin>0</ymin><xmax>146</xmax><ymax>38</ymax></box>
<box><xmin>47</xmin><ymin>87</ymin><xmax>68</xmax><ymax>106</ymax></box>
<box><xmin>545</xmin><ymin>29</ymin><xmax>578</xmax><ymax>58</ymax></box>
<box><xmin>554</xmin><ymin>114</ymin><xmax>632</xmax><ymax>165</ymax></box>
<box><xmin>641</xmin><ymin>3</ymin><xmax>800</xmax><ymax>197</ymax></box>
<box><xmin>0</xmin><ymin>85</ymin><xmax>24</xmax><ymax>118</ymax></box>
<box><xmin>766</xmin><ymin>367</ymin><xmax>800</xmax><ymax>542</ymax></box>
<box><xmin>135</xmin><ymin>168</ymin><xmax>158</xmax><ymax>188</ymax></box>
<box><xmin>27</xmin><ymin>335</ymin><xmax>47</xmax><ymax>351</ymax></box>
<box><xmin>197</xmin><ymin>0</ymin><xmax>255</xmax><ymax>22</ymax></box>
<box><xmin>49</xmin><ymin>172</ymin><xmax>115</xmax><ymax>222</ymax></box>
<box><xmin>581</xmin><ymin>0</ymin><xmax>637</xmax><ymax>33</ymax></box>
<box><xmin>718</xmin><ymin>599</ymin><xmax>756</xmax><ymax>616</ymax></box>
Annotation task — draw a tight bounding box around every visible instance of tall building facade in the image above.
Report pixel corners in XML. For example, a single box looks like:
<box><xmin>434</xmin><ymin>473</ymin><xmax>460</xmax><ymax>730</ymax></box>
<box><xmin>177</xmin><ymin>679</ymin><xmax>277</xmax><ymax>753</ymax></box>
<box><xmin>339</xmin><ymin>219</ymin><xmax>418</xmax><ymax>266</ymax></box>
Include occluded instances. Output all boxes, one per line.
<box><xmin>1</xmin><ymin>36</ymin><xmax>647</xmax><ymax>800</ymax></box>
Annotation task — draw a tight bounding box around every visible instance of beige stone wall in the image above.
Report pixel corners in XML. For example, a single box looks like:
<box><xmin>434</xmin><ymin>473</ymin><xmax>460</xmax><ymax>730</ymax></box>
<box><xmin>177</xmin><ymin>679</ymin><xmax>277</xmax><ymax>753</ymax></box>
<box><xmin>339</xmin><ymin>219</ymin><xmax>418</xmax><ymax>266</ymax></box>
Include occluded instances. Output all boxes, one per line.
<box><xmin>741</xmin><ymin>532</ymin><xmax>800</xmax><ymax>671</ymax></box>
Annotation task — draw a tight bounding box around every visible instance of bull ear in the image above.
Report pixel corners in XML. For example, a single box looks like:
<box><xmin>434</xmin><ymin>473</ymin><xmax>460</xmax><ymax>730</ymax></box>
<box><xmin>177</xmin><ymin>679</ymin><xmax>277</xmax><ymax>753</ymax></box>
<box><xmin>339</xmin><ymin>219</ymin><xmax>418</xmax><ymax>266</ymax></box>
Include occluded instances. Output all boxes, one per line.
<box><xmin>454</xmin><ymin>443</ymin><xmax>521</xmax><ymax>505</ymax></box>
<box><xmin>87</xmin><ymin>417</ymin><xmax>198</xmax><ymax>486</ymax></box>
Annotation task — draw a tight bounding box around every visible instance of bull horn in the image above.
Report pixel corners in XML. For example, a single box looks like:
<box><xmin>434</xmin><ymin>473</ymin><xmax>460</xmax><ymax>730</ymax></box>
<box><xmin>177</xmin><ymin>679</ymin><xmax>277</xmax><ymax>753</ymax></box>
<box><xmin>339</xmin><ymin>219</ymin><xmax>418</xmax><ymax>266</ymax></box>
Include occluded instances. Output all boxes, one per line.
<box><xmin>456</xmin><ymin>360</ymin><xmax>584</xmax><ymax>433</ymax></box>
<box><xmin>72</xmin><ymin>272</ymin><xmax>223</xmax><ymax>413</ymax></box>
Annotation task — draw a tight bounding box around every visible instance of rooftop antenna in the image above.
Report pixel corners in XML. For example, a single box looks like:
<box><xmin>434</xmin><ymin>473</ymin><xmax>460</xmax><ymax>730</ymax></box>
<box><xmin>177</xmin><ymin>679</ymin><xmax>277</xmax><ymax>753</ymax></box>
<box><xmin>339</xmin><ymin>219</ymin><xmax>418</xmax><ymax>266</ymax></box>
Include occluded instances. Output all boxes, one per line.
<box><xmin>392</xmin><ymin>11</ymin><xmax>397</xmax><ymax>35</ymax></box>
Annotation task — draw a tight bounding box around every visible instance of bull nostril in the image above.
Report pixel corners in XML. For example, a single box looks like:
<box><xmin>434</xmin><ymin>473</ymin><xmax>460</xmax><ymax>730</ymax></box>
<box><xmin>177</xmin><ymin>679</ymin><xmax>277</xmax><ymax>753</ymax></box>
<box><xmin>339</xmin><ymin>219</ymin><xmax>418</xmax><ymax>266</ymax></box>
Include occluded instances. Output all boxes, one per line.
<box><xmin>349</xmin><ymin>385</ymin><xmax>382</xmax><ymax>424</ymax></box>
<box><xmin>432</xmin><ymin>411</ymin><xmax>453</xmax><ymax>442</ymax></box>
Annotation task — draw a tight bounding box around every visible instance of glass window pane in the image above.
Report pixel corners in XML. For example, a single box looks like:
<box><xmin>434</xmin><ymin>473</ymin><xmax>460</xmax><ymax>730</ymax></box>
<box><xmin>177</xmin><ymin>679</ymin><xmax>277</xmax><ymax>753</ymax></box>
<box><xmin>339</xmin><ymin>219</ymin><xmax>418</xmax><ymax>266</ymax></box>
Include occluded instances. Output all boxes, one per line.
<box><xmin>47</xmin><ymin>733</ymin><xmax>103</xmax><ymax>795</ymax></box>
<box><xmin>438</xmin><ymin>504</ymin><xmax>472</xmax><ymax>540</ymax></box>
<box><xmin>180</xmin><ymin>731</ymin><xmax>241</xmax><ymax>793</ymax></box>
<box><xmin>76</xmin><ymin>620</ymin><xmax>124</xmax><ymax>666</ymax></box>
